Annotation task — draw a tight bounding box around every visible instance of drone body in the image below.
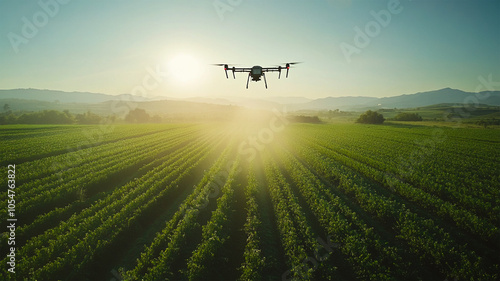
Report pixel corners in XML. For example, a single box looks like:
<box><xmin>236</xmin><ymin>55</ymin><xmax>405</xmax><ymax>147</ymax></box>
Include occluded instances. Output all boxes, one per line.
<box><xmin>214</xmin><ymin>62</ymin><xmax>301</xmax><ymax>89</ymax></box>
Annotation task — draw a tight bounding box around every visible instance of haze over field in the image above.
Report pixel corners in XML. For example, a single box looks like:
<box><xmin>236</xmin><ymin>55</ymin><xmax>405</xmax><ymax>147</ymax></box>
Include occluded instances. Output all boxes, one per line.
<box><xmin>2</xmin><ymin>87</ymin><xmax>500</xmax><ymax>112</ymax></box>
<box><xmin>1</xmin><ymin>0</ymin><xmax>499</xmax><ymax>99</ymax></box>
<box><xmin>1</xmin><ymin>2</ymin><xmax>500</xmax><ymax>280</ymax></box>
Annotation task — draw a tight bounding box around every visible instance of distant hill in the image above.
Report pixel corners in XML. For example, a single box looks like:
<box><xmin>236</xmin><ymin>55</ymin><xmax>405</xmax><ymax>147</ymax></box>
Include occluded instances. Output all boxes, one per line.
<box><xmin>191</xmin><ymin>88</ymin><xmax>500</xmax><ymax>110</ymax></box>
<box><xmin>183</xmin><ymin>96</ymin><xmax>281</xmax><ymax>110</ymax></box>
<box><xmin>290</xmin><ymin>96</ymin><xmax>378</xmax><ymax>110</ymax></box>
<box><xmin>0</xmin><ymin>89</ymin><xmax>150</xmax><ymax>104</ymax></box>
<box><xmin>290</xmin><ymin>88</ymin><xmax>500</xmax><ymax>110</ymax></box>
<box><xmin>0</xmin><ymin>98</ymin><xmax>106</xmax><ymax>114</ymax></box>
<box><xmin>0</xmin><ymin>98</ymin><xmax>246</xmax><ymax>120</ymax></box>
<box><xmin>1</xmin><ymin>87</ymin><xmax>499</xmax><ymax>112</ymax></box>
<box><xmin>374</xmin><ymin>88</ymin><xmax>500</xmax><ymax>109</ymax></box>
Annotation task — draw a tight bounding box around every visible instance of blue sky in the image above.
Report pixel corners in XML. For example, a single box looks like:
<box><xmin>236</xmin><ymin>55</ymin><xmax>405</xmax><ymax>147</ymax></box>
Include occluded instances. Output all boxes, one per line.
<box><xmin>1</xmin><ymin>0</ymin><xmax>499</xmax><ymax>99</ymax></box>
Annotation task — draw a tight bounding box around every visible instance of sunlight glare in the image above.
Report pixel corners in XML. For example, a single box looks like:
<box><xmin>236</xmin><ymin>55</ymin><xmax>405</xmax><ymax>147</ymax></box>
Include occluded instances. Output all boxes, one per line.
<box><xmin>167</xmin><ymin>53</ymin><xmax>201</xmax><ymax>84</ymax></box>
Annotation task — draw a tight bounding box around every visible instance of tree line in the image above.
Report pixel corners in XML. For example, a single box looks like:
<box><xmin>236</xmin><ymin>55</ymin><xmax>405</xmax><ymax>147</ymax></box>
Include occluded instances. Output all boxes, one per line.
<box><xmin>356</xmin><ymin>111</ymin><xmax>423</xmax><ymax>124</ymax></box>
<box><xmin>0</xmin><ymin>107</ymin><xmax>160</xmax><ymax>125</ymax></box>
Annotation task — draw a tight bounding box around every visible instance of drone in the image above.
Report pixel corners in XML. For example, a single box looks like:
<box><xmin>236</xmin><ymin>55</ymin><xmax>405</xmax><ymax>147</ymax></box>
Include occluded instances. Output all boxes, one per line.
<box><xmin>213</xmin><ymin>62</ymin><xmax>301</xmax><ymax>89</ymax></box>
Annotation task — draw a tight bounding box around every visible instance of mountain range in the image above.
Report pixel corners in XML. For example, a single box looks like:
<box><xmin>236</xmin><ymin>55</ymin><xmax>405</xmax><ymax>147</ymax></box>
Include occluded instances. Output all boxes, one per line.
<box><xmin>1</xmin><ymin>88</ymin><xmax>499</xmax><ymax>113</ymax></box>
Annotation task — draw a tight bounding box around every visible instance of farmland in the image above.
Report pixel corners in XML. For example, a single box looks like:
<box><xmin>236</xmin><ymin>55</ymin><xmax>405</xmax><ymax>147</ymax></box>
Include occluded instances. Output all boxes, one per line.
<box><xmin>1</xmin><ymin>122</ymin><xmax>499</xmax><ymax>280</ymax></box>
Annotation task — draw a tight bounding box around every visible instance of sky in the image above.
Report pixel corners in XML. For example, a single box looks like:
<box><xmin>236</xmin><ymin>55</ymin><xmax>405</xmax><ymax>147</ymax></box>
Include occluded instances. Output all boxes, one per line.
<box><xmin>0</xmin><ymin>0</ymin><xmax>499</xmax><ymax>99</ymax></box>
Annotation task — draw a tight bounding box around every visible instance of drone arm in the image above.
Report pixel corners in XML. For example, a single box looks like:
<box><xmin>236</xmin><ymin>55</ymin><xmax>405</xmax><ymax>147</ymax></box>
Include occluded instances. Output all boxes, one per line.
<box><xmin>231</xmin><ymin>68</ymin><xmax>252</xmax><ymax>72</ymax></box>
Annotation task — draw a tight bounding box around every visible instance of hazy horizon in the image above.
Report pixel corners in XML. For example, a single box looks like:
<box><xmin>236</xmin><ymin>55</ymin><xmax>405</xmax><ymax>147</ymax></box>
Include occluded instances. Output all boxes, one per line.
<box><xmin>1</xmin><ymin>0</ymin><xmax>499</xmax><ymax>99</ymax></box>
<box><xmin>0</xmin><ymin>86</ymin><xmax>496</xmax><ymax>101</ymax></box>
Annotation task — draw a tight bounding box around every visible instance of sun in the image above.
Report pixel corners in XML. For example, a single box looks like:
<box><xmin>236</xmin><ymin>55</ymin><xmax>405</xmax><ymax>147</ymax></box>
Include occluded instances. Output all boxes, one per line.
<box><xmin>167</xmin><ymin>53</ymin><xmax>200</xmax><ymax>84</ymax></box>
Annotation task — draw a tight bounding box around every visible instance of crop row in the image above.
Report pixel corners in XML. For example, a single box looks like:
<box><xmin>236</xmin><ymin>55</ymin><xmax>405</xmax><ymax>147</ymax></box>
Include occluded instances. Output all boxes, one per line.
<box><xmin>11</xmin><ymin>127</ymin><xmax>197</xmax><ymax>223</ymax></box>
<box><xmin>286</xmin><ymin>135</ymin><xmax>497</xmax><ymax>280</ymax></box>
<box><xmin>238</xmin><ymin>162</ymin><xmax>265</xmax><ymax>281</ymax></box>
<box><xmin>0</xmin><ymin>127</ymin><xmax>222</xmax><ymax>280</ymax></box>
<box><xmin>273</xmin><ymin>146</ymin><xmax>401</xmax><ymax>280</ymax></box>
<box><xmin>304</xmin><ymin>124</ymin><xmax>499</xmax><ymax>217</ymax></box>
<box><xmin>262</xmin><ymin>155</ymin><xmax>318</xmax><ymax>280</ymax></box>
<box><xmin>9</xmin><ymin>126</ymin><xmax>200</xmax><ymax>244</ymax></box>
<box><xmin>0</xmin><ymin>124</ymin><xmax>190</xmax><ymax>163</ymax></box>
<box><xmin>299</xmin><ymin>133</ymin><xmax>498</xmax><ymax>241</ymax></box>
<box><xmin>30</xmin><ymin>134</ymin><xmax>219</xmax><ymax>280</ymax></box>
<box><xmin>13</xmin><ymin>124</ymin><xmax>198</xmax><ymax>184</ymax></box>
<box><xmin>185</xmin><ymin>159</ymin><xmax>240</xmax><ymax>280</ymax></box>
<box><xmin>125</xmin><ymin>137</ymin><xmax>236</xmax><ymax>280</ymax></box>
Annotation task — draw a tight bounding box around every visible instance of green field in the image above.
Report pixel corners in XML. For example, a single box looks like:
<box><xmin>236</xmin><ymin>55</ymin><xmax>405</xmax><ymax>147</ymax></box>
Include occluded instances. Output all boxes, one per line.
<box><xmin>1</xmin><ymin>122</ymin><xmax>499</xmax><ymax>280</ymax></box>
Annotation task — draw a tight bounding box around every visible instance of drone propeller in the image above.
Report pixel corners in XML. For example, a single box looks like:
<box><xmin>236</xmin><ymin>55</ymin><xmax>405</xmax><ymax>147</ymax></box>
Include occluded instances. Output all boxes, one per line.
<box><xmin>211</xmin><ymin>63</ymin><xmax>240</xmax><ymax>67</ymax></box>
<box><xmin>212</xmin><ymin>64</ymin><xmax>230</xmax><ymax>78</ymax></box>
<box><xmin>278</xmin><ymin>62</ymin><xmax>302</xmax><ymax>78</ymax></box>
<box><xmin>283</xmin><ymin>62</ymin><xmax>303</xmax><ymax>65</ymax></box>
<box><xmin>212</xmin><ymin>64</ymin><xmax>239</xmax><ymax>79</ymax></box>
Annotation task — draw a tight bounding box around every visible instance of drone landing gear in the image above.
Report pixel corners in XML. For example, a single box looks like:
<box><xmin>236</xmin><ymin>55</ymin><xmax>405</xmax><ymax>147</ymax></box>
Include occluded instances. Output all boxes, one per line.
<box><xmin>246</xmin><ymin>73</ymin><xmax>268</xmax><ymax>89</ymax></box>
